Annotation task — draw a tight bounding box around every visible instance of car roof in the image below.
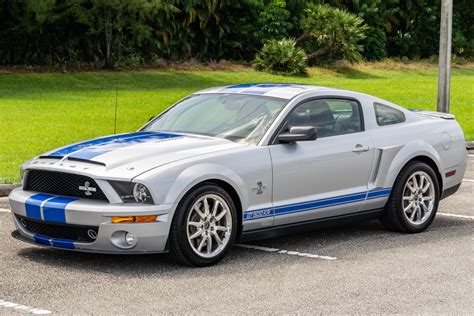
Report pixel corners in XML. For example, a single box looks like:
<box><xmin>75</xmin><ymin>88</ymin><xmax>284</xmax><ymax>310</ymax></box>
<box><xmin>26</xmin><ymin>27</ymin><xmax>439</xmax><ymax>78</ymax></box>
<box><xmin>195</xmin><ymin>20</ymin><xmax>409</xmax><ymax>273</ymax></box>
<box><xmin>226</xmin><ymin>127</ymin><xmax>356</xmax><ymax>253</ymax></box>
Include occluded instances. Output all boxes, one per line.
<box><xmin>195</xmin><ymin>83</ymin><xmax>344</xmax><ymax>100</ymax></box>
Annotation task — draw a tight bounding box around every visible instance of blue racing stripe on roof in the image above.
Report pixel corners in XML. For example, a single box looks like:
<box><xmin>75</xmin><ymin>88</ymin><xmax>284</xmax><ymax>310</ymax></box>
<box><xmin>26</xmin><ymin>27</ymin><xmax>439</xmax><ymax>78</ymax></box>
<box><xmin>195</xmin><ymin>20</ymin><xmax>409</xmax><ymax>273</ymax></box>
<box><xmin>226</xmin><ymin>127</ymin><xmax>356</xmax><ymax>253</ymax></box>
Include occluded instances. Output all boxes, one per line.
<box><xmin>226</xmin><ymin>83</ymin><xmax>259</xmax><ymax>89</ymax></box>
<box><xmin>241</xmin><ymin>90</ymin><xmax>267</xmax><ymax>95</ymax></box>
<box><xmin>67</xmin><ymin>132</ymin><xmax>181</xmax><ymax>160</ymax></box>
<box><xmin>253</xmin><ymin>84</ymin><xmax>291</xmax><ymax>88</ymax></box>
<box><xmin>223</xmin><ymin>83</ymin><xmax>292</xmax><ymax>92</ymax></box>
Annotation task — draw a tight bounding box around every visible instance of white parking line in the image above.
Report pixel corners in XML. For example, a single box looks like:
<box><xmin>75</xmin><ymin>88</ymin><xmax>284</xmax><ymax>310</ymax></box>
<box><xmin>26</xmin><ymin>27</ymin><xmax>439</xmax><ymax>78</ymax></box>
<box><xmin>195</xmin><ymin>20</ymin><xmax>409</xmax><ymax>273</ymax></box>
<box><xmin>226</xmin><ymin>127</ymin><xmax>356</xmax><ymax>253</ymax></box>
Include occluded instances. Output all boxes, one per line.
<box><xmin>0</xmin><ymin>208</ymin><xmax>10</xmax><ymax>213</ymax></box>
<box><xmin>463</xmin><ymin>179</ymin><xmax>474</xmax><ymax>183</ymax></box>
<box><xmin>236</xmin><ymin>244</ymin><xmax>337</xmax><ymax>260</ymax></box>
<box><xmin>0</xmin><ymin>299</ymin><xmax>52</xmax><ymax>314</ymax></box>
<box><xmin>438</xmin><ymin>213</ymin><xmax>474</xmax><ymax>220</ymax></box>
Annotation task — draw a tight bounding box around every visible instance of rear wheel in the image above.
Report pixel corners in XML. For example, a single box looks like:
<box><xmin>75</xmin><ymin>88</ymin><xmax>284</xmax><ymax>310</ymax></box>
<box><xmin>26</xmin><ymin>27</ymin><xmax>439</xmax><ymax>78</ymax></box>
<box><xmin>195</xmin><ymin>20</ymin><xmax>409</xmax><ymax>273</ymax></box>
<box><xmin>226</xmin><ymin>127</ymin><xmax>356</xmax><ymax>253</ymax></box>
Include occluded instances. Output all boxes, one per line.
<box><xmin>168</xmin><ymin>184</ymin><xmax>237</xmax><ymax>267</ymax></box>
<box><xmin>380</xmin><ymin>161</ymin><xmax>440</xmax><ymax>233</ymax></box>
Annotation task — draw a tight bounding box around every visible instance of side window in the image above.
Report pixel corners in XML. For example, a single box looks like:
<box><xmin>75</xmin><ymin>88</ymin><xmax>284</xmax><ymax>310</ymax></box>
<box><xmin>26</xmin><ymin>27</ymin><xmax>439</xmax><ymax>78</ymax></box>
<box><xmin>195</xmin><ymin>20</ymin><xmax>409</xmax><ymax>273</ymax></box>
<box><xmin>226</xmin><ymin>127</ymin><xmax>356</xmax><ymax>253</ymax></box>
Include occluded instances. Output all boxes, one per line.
<box><xmin>286</xmin><ymin>99</ymin><xmax>363</xmax><ymax>138</ymax></box>
<box><xmin>374</xmin><ymin>102</ymin><xmax>406</xmax><ymax>126</ymax></box>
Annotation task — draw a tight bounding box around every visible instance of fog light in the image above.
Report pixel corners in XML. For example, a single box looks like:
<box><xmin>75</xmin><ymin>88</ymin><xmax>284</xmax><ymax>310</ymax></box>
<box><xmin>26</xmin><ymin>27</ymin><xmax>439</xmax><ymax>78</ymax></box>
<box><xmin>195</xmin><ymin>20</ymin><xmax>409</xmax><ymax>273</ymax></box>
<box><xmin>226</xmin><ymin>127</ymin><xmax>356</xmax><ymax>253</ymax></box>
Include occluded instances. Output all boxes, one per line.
<box><xmin>111</xmin><ymin>230</ymin><xmax>138</xmax><ymax>249</ymax></box>
<box><xmin>125</xmin><ymin>233</ymin><xmax>137</xmax><ymax>246</ymax></box>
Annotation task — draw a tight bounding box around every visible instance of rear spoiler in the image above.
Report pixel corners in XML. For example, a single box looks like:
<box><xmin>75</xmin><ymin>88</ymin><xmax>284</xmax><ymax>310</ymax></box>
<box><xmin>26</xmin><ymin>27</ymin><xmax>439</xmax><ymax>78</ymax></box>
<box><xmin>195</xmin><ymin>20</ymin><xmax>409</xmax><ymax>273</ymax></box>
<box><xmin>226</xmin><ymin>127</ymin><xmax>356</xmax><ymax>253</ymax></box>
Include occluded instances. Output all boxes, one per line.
<box><xmin>409</xmin><ymin>110</ymin><xmax>455</xmax><ymax>120</ymax></box>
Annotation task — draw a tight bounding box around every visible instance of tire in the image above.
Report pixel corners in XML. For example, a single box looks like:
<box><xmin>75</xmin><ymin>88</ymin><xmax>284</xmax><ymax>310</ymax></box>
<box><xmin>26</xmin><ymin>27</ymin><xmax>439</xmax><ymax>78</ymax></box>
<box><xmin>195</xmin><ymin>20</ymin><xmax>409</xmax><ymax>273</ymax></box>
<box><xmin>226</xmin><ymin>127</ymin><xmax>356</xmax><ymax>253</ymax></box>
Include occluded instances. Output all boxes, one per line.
<box><xmin>168</xmin><ymin>183</ymin><xmax>238</xmax><ymax>267</ymax></box>
<box><xmin>380</xmin><ymin>161</ymin><xmax>440</xmax><ymax>233</ymax></box>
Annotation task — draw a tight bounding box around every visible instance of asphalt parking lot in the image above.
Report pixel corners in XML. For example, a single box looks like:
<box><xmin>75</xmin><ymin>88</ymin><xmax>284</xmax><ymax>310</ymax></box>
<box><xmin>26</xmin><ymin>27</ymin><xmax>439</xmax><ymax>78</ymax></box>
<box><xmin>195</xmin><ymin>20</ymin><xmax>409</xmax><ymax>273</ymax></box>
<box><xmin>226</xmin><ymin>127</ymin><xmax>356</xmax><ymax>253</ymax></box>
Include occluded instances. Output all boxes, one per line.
<box><xmin>0</xmin><ymin>155</ymin><xmax>473</xmax><ymax>315</ymax></box>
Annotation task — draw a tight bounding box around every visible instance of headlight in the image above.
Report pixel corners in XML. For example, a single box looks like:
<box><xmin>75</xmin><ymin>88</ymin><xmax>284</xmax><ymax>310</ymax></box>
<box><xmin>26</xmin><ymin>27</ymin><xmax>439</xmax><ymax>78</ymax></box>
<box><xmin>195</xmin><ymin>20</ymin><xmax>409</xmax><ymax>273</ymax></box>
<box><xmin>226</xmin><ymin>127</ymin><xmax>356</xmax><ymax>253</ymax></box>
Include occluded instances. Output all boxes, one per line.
<box><xmin>133</xmin><ymin>183</ymin><xmax>152</xmax><ymax>203</ymax></box>
<box><xmin>109</xmin><ymin>181</ymin><xmax>155</xmax><ymax>204</ymax></box>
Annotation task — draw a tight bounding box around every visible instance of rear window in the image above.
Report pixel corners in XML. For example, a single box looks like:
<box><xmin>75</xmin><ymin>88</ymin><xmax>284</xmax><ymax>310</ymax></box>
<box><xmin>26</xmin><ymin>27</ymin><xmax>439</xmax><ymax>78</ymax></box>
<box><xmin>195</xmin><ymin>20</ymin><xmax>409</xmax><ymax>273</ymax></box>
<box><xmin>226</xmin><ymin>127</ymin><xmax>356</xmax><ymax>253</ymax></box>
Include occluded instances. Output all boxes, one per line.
<box><xmin>374</xmin><ymin>102</ymin><xmax>406</xmax><ymax>126</ymax></box>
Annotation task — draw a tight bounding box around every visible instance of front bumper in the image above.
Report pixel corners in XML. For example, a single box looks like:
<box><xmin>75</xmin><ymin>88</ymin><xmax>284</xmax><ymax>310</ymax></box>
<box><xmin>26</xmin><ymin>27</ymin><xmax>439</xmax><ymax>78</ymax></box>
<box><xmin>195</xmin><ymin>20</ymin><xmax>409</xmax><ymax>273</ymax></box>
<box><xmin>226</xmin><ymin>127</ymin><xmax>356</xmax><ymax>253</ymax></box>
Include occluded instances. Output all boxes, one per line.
<box><xmin>9</xmin><ymin>188</ymin><xmax>176</xmax><ymax>254</ymax></box>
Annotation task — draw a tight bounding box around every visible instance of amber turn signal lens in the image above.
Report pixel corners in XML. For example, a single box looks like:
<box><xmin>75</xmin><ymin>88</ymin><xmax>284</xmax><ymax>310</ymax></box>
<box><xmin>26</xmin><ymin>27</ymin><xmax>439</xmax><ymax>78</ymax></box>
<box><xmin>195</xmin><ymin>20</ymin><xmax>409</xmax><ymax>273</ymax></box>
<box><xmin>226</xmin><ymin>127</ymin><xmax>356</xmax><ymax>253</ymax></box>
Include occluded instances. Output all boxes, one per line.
<box><xmin>112</xmin><ymin>215</ymin><xmax>157</xmax><ymax>224</ymax></box>
<box><xmin>135</xmin><ymin>215</ymin><xmax>158</xmax><ymax>223</ymax></box>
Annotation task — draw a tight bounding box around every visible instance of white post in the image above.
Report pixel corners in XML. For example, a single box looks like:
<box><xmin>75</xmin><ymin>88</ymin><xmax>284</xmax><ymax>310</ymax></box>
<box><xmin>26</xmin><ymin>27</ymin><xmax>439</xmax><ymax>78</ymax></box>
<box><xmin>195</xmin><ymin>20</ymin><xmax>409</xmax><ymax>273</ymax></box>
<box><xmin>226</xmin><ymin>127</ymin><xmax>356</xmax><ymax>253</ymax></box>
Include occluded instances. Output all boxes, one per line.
<box><xmin>437</xmin><ymin>0</ymin><xmax>453</xmax><ymax>113</ymax></box>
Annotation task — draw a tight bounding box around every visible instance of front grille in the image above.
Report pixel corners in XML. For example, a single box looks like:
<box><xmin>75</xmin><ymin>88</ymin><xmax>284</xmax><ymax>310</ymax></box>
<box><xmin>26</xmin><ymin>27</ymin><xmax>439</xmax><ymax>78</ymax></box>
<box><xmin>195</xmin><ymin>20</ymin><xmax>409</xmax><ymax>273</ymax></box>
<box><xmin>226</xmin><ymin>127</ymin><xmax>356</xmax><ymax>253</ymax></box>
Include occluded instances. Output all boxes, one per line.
<box><xmin>16</xmin><ymin>215</ymin><xmax>98</xmax><ymax>243</ymax></box>
<box><xmin>24</xmin><ymin>169</ymin><xmax>108</xmax><ymax>201</ymax></box>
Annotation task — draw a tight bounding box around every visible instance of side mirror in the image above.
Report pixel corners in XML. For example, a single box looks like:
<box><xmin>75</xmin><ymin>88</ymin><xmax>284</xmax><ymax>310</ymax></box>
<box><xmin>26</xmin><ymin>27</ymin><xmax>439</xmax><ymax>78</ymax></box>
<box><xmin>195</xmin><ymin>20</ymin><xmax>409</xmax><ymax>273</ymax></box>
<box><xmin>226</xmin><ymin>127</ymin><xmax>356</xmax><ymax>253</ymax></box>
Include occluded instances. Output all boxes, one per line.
<box><xmin>277</xmin><ymin>126</ymin><xmax>317</xmax><ymax>143</ymax></box>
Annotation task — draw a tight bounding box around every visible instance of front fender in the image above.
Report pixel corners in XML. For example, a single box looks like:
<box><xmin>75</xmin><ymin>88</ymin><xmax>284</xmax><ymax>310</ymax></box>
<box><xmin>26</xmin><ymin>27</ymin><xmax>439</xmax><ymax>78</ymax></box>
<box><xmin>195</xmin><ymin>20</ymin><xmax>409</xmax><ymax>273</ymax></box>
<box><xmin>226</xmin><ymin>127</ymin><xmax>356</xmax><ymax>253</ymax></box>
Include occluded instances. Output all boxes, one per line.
<box><xmin>141</xmin><ymin>162</ymin><xmax>249</xmax><ymax>209</ymax></box>
<box><xmin>161</xmin><ymin>163</ymin><xmax>249</xmax><ymax>211</ymax></box>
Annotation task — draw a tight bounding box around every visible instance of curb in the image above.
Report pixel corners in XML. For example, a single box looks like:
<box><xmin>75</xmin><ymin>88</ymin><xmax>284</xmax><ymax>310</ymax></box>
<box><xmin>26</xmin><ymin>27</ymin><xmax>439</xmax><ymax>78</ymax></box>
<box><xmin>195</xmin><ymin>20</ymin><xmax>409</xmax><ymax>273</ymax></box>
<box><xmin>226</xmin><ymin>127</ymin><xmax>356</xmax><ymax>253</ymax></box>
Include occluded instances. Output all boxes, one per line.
<box><xmin>0</xmin><ymin>196</ymin><xmax>9</xmax><ymax>209</ymax></box>
<box><xmin>0</xmin><ymin>184</ymin><xmax>20</xmax><ymax>197</ymax></box>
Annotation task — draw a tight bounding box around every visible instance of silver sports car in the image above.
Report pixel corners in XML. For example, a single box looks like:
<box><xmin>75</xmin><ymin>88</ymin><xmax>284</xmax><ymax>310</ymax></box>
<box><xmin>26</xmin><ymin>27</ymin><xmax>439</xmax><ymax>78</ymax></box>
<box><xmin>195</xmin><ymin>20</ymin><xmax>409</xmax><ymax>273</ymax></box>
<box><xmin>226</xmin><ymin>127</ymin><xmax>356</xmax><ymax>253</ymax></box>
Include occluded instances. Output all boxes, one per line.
<box><xmin>9</xmin><ymin>84</ymin><xmax>468</xmax><ymax>266</ymax></box>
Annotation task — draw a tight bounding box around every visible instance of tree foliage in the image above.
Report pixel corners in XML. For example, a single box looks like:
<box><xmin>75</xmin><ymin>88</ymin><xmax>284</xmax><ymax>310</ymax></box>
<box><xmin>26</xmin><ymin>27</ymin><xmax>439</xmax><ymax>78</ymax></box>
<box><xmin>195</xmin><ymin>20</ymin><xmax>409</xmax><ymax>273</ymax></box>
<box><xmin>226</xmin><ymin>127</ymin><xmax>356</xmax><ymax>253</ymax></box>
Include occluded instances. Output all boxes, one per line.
<box><xmin>253</xmin><ymin>38</ymin><xmax>307</xmax><ymax>75</ymax></box>
<box><xmin>298</xmin><ymin>3</ymin><xmax>367</xmax><ymax>63</ymax></box>
<box><xmin>0</xmin><ymin>0</ymin><xmax>472</xmax><ymax>67</ymax></box>
<box><xmin>255</xmin><ymin>0</ymin><xmax>292</xmax><ymax>43</ymax></box>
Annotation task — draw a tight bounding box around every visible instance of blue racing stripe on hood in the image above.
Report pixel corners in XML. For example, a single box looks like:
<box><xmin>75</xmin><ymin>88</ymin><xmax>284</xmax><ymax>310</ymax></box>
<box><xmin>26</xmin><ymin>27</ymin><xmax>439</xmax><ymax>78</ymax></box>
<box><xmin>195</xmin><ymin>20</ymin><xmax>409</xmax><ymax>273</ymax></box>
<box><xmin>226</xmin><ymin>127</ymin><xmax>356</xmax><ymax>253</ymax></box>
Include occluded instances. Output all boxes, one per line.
<box><xmin>49</xmin><ymin>133</ymin><xmax>137</xmax><ymax>157</ymax></box>
<box><xmin>48</xmin><ymin>132</ymin><xmax>154</xmax><ymax>157</ymax></box>
<box><xmin>67</xmin><ymin>132</ymin><xmax>181</xmax><ymax>160</ymax></box>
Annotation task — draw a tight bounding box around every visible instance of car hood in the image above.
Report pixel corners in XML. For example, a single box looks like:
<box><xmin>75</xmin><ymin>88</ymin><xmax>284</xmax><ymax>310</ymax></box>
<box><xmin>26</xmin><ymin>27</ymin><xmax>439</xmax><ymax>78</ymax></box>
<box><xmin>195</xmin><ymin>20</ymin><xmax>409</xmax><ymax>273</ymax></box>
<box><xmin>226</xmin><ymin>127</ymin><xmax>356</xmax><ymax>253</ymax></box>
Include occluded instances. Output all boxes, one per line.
<box><xmin>29</xmin><ymin>131</ymin><xmax>245</xmax><ymax>180</ymax></box>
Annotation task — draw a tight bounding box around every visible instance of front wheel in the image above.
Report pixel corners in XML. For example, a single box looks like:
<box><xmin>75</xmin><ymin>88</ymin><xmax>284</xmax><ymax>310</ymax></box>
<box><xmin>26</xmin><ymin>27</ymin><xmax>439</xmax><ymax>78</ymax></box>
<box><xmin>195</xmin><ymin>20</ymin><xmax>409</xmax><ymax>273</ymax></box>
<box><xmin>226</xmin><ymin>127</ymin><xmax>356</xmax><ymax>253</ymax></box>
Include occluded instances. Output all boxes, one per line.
<box><xmin>168</xmin><ymin>184</ymin><xmax>237</xmax><ymax>267</ymax></box>
<box><xmin>380</xmin><ymin>161</ymin><xmax>440</xmax><ymax>233</ymax></box>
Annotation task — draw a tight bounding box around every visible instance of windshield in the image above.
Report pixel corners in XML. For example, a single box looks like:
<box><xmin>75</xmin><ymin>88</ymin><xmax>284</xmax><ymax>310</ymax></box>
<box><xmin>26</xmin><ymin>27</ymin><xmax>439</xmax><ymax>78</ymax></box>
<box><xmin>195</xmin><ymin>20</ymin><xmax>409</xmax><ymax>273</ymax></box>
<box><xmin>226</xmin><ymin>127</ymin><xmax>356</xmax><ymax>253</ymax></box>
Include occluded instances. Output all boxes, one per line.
<box><xmin>143</xmin><ymin>94</ymin><xmax>288</xmax><ymax>144</ymax></box>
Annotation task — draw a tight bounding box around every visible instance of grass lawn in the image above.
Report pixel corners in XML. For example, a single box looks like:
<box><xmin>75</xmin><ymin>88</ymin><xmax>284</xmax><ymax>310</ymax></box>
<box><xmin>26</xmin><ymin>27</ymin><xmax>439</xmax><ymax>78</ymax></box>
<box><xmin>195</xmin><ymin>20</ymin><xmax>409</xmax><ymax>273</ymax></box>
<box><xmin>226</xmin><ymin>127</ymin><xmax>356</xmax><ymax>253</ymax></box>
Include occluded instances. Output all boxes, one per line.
<box><xmin>1</xmin><ymin>62</ymin><xmax>473</xmax><ymax>183</ymax></box>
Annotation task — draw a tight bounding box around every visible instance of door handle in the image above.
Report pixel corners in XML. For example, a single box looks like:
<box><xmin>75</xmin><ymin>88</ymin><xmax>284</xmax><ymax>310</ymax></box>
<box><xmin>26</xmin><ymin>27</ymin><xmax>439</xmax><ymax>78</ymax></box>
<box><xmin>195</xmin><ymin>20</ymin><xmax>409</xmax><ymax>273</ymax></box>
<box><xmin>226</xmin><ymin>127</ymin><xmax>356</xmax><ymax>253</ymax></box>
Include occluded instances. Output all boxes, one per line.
<box><xmin>352</xmin><ymin>144</ymin><xmax>370</xmax><ymax>152</ymax></box>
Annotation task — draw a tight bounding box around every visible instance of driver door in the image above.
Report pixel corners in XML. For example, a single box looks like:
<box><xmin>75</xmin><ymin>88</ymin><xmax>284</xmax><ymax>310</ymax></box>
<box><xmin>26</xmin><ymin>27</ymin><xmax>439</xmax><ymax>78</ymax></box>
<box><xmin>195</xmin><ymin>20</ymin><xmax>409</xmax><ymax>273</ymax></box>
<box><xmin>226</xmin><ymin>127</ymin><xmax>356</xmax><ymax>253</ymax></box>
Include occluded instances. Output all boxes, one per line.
<box><xmin>269</xmin><ymin>98</ymin><xmax>374</xmax><ymax>226</ymax></box>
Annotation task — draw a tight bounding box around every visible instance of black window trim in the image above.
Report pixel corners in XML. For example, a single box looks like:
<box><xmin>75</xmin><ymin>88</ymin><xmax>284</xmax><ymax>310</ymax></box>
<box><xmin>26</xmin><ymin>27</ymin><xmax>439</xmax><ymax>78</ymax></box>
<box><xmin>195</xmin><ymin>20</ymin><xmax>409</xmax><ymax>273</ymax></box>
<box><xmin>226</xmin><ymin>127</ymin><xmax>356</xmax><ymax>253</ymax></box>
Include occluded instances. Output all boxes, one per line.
<box><xmin>373</xmin><ymin>102</ymin><xmax>406</xmax><ymax>126</ymax></box>
<box><xmin>269</xmin><ymin>96</ymin><xmax>365</xmax><ymax>145</ymax></box>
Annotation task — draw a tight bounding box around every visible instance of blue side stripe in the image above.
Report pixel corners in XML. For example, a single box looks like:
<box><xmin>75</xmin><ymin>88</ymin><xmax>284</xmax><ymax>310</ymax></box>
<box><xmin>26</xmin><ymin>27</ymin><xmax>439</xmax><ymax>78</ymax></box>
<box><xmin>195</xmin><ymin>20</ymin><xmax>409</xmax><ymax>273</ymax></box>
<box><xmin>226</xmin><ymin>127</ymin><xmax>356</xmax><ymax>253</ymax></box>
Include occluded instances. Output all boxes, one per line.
<box><xmin>25</xmin><ymin>194</ymin><xmax>54</xmax><ymax>220</ymax></box>
<box><xmin>274</xmin><ymin>191</ymin><xmax>368</xmax><ymax>211</ymax></box>
<box><xmin>243</xmin><ymin>208</ymin><xmax>274</xmax><ymax>221</ymax></box>
<box><xmin>367</xmin><ymin>188</ymin><xmax>392</xmax><ymax>200</ymax></box>
<box><xmin>274</xmin><ymin>193</ymin><xmax>367</xmax><ymax>216</ymax></box>
<box><xmin>43</xmin><ymin>197</ymin><xmax>78</xmax><ymax>223</ymax></box>
<box><xmin>244</xmin><ymin>188</ymin><xmax>392</xmax><ymax>221</ymax></box>
<box><xmin>67</xmin><ymin>132</ymin><xmax>180</xmax><ymax>160</ymax></box>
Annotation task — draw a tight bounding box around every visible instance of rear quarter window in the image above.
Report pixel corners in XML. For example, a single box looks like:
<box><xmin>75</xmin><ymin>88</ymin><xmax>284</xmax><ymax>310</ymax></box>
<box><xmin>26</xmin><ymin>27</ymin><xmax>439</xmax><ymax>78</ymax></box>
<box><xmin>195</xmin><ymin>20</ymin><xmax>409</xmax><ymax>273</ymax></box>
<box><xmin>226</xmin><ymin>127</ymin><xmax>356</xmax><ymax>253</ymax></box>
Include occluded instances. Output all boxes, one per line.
<box><xmin>374</xmin><ymin>102</ymin><xmax>406</xmax><ymax>126</ymax></box>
